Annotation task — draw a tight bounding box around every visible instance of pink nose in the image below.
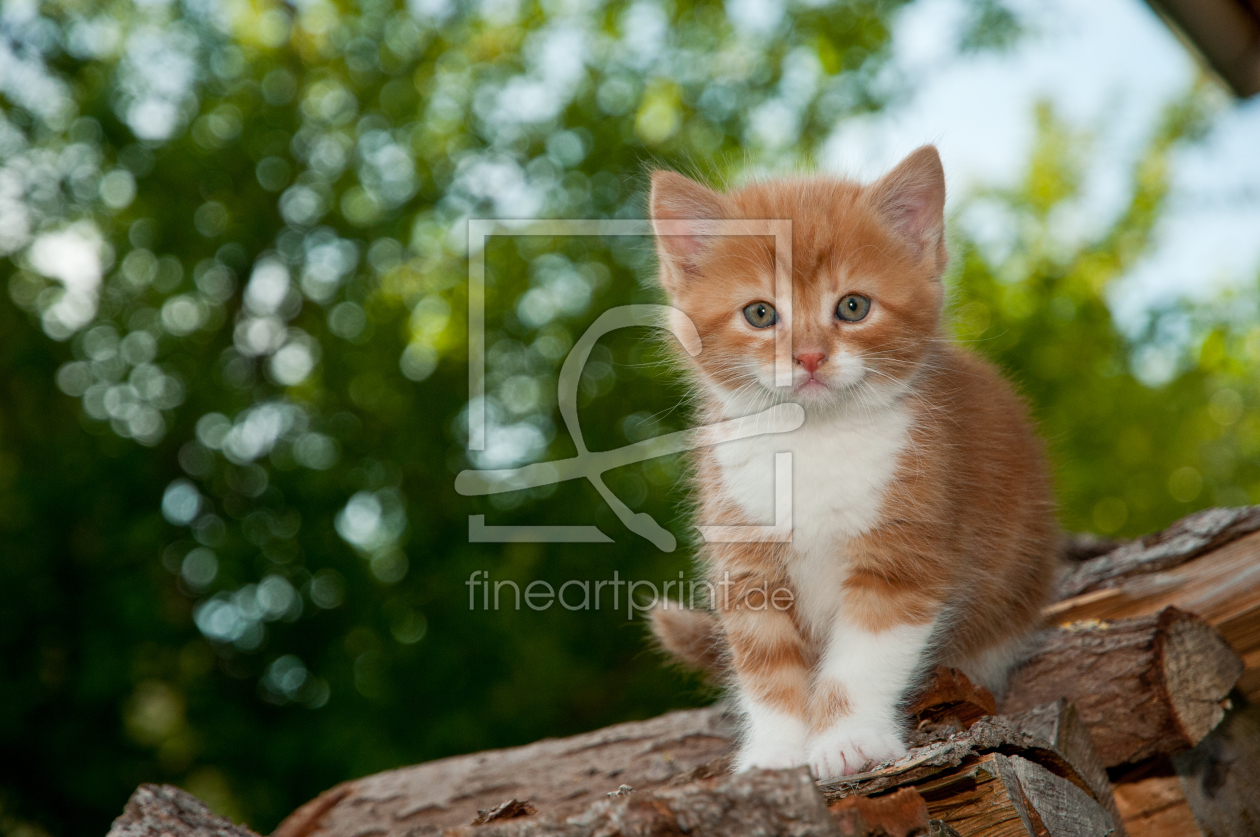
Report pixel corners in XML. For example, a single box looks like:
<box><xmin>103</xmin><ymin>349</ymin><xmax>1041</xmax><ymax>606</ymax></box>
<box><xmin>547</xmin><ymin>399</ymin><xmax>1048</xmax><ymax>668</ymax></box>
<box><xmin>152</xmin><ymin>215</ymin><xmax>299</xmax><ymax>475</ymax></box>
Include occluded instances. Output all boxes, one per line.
<box><xmin>795</xmin><ymin>352</ymin><xmax>826</xmax><ymax>374</ymax></box>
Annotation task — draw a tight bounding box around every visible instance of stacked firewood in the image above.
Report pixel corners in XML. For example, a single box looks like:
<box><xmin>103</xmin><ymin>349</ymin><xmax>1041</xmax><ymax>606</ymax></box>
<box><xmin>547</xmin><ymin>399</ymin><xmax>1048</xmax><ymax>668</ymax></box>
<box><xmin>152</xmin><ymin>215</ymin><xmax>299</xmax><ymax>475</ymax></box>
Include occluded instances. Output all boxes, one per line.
<box><xmin>109</xmin><ymin>507</ymin><xmax>1260</xmax><ymax>837</ymax></box>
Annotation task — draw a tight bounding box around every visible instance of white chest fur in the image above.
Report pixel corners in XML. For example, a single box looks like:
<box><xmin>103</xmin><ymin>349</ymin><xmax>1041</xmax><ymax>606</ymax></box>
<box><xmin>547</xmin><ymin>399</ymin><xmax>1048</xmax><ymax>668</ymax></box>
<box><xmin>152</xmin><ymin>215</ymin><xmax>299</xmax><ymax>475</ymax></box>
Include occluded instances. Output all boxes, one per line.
<box><xmin>709</xmin><ymin>403</ymin><xmax>913</xmax><ymax>634</ymax></box>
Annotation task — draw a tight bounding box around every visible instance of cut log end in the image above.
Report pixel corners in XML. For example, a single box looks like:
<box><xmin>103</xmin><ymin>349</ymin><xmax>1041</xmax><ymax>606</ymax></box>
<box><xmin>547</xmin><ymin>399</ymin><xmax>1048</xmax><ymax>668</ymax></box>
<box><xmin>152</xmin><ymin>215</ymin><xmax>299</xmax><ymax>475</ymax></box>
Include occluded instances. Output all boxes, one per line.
<box><xmin>1161</xmin><ymin>612</ymin><xmax>1244</xmax><ymax>744</ymax></box>
<box><xmin>1003</xmin><ymin>607</ymin><xmax>1243</xmax><ymax>768</ymax></box>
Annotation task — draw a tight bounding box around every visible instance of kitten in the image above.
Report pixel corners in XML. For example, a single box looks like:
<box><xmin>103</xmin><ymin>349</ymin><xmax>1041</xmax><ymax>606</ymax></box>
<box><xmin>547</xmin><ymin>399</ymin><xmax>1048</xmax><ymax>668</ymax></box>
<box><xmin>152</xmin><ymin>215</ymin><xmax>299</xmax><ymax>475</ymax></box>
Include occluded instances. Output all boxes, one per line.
<box><xmin>647</xmin><ymin>146</ymin><xmax>1057</xmax><ymax>780</ymax></box>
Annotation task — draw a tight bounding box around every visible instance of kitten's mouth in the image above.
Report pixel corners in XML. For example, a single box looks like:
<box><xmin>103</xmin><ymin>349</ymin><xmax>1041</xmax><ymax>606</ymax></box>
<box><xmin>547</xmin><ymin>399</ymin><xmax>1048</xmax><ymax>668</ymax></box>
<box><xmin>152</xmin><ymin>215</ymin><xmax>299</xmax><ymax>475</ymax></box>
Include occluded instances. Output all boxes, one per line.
<box><xmin>795</xmin><ymin>375</ymin><xmax>830</xmax><ymax>392</ymax></box>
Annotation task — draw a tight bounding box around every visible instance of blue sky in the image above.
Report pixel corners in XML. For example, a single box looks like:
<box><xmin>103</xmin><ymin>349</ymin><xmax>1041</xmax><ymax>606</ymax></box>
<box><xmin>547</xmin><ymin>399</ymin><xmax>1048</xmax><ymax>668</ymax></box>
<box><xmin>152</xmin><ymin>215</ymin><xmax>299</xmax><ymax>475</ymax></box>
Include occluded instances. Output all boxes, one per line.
<box><xmin>823</xmin><ymin>0</ymin><xmax>1260</xmax><ymax>334</ymax></box>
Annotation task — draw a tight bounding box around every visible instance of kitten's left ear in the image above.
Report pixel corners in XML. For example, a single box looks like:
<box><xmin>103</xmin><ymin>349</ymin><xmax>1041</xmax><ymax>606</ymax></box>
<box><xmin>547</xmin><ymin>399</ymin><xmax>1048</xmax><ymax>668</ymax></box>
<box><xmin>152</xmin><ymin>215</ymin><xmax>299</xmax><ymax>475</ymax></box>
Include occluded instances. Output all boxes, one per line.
<box><xmin>867</xmin><ymin>145</ymin><xmax>947</xmax><ymax>273</ymax></box>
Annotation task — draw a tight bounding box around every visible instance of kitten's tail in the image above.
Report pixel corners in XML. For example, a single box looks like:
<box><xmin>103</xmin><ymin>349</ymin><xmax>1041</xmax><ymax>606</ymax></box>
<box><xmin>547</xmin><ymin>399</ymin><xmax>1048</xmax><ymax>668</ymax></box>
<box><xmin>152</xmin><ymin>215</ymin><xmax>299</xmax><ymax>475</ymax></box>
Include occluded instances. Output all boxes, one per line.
<box><xmin>649</xmin><ymin>605</ymin><xmax>726</xmax><ymax>677</ymax></box>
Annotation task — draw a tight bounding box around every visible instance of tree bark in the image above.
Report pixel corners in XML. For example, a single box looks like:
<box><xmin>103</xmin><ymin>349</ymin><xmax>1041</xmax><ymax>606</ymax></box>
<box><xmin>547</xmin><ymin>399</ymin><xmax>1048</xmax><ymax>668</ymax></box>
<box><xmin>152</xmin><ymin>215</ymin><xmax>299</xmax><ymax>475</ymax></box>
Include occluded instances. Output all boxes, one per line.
<box><xmin>111</xmin><ymin>508</ymin><xmax>1260</xmax><ymax>837</ymax></box>
<box><xmin>1056</xmin><ymin>505</ymin><xmax>1260</xmax><ymax>600</ymax></box>
<box><xmin>272</xmin><ymin>706</ymin><xmax>736</xmax><ymax>837</ymax></box>
<box><xmin>1003</xmin><ymin>699</ymin><xmax>1127</xmax><ymax>836</ymax></box>
<box><xmin>1049</xmin><ymin>523</ymin><xmax>1260</xmax><ymax>703</ymax></box>
<box><xmin>107</xmin><ymin>785</ymin><xmax>261</xmax><ymax>837</ymax></box>
<box><xmin>270</xmin><ymin>689</ymin><xmax>1119</xmax><ymax>837</ymax></box>
<box><xmin>1001</xmin><ymin>607</ymin><xmax>1242</xmax><ymax>768</ymax></box>
<box><xmin>443</xmin><ymin>768</ymin><xmax>849</xmax><ymax>837</ymax></box>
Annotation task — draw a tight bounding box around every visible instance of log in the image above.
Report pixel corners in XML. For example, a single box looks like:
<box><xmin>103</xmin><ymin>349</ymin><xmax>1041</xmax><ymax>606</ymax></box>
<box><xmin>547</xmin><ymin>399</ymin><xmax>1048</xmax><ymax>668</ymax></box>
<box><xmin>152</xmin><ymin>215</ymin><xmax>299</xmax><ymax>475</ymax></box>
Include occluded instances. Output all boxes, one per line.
<box><xmin>444</xmin><ymin>767</ymin><xmax>849</xmax><ymax>837</ymax></box>
<box><xmin>270</xmin><ymin>670</ymin><xmax>994</xmax><ymax>837</ymax></box>
<box><xmin>109</xmin><ymin>508</ymin><xmax>1260</xmax><ymax>837</ymax></box>
<box><xmin>829</xmin><ymin>788</ymin><xmax>934</xmax><ymax>837</ymax></box>
<box><xmin>1110</xmin><ymin>699</ymin><xmax>1260</xmax><ymax>837</ymax></box>
<box><xmin>1111</xmin><ymin>759</ymin><xmax>1202</xmax><ymax>837</ymax></box>
<box><xmin>819</xmin><ymin>712</ymin><xmax>1119</xmax><ymax>835</ymax></box>
<box><xmin>907</xmin><ymin>667</ymin><xmax>995</xmax><ymax>745</ymax></box>
<box><xmin>271</xmin><ymin>706</ymin><xmax>735</xmax><ymax>837</ymax></box>
<box><xmin>271</xmin><ymin>695</ymin><xmax>1115</xmax><ymax>837</ymax></box>
<box><xmin>1003</xmin><ymin>699</ymin><xmax>1127</xmax><ymax>837</ymax></box>
<box><xmin>1170</xmin><ymin>697</ymin><xmax>1260</xmax><ymax>837</ymax></box>
<box><xmin>1050</xmin><ymin>523</ymin><xmax>1260</xmax><ymax>703</ymax></box>
<box><xmin>909</xmin><ymin>755</ymin><xmax>1033</xmax><ymax>837</ymax></box>
<box><xmin>905</xmin><ymin>752</ymin><xmax>1114</xmax><ymax>837</ymax></box>
<box><xmin>1001</xmin><ymin>607</ymin><xmax>1243</xmax><ymax>768</ymax></box>
<box><xmin>1056</xmin><ymin>505</ymin><xmax>1260</xmax><ymax>599</ymax></box>
<box><xmin>106</xmin><ymin>785</ymin><xmax>261</xmax><ymax>837</ymax></box>
<box><xmin>818</xmin><ymin>714</ymin><xmax>1097</xmax><ymax>803</ymax></box>
<box><xmin>437</xmin><ymin>772</ymin><xmax>968</xmax><ymax>837</ymax></box>
<box><xmin>1039</xmin><ymin>508</ymin><xmax>1260</xmax><ymax>834</ymax></box>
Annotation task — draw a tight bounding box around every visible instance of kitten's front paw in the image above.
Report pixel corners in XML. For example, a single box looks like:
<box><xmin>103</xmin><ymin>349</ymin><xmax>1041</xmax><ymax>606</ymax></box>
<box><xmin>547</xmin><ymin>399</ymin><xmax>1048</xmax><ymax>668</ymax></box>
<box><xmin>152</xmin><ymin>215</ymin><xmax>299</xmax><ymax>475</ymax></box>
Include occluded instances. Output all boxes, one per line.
<box><xmin>807</xmin><ymin>720</ymin><xmax>907</xmax><ymax>781</ymax></box>
<box><xmin>735</xmin><ymin>741</ymin><xmax>808</xmax><ymax>772</ymax></box>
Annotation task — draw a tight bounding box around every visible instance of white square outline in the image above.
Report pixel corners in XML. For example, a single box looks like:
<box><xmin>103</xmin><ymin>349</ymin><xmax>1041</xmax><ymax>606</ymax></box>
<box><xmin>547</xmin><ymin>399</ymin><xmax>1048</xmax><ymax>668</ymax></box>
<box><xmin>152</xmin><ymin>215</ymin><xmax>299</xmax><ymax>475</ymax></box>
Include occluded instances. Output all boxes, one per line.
<box><xmin>465</xmin><ymin>218</ymin><xmax>794</xmax><ymax>545</ymax></box>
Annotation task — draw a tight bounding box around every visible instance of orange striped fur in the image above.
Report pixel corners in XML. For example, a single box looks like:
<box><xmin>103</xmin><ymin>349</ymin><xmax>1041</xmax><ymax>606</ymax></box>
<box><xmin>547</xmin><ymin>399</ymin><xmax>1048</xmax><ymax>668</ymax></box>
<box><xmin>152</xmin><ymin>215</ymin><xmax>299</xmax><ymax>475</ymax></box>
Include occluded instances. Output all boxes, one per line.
<box><xmin>648</xmin><ymin>147</ymin><xmax>1057</xmax><ymax>779</ymax></box>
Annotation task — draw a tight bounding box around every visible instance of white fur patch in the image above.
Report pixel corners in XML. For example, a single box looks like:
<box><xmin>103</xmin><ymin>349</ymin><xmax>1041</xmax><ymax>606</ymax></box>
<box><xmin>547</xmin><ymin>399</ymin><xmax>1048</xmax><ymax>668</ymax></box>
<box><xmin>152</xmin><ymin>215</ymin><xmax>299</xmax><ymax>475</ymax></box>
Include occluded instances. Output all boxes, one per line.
<box><xmin>710</xmin><ymin>401</ymin><xmax>912</xmax><ymax>636</ymax></box>
<box><xmin>808</xmin><ymin>619</ymin><xmax>936</xmax><ymax>779</ymax></box>
<box><xmin>734</xmin><ymin>693</ymin><xmax>810</xmax><ymax>772</ymax></box>
<box><xmin>817</xmin><ymin>619</ymin><xmax>936</xmax><ymax>723</ymax></box>
<box><xmin>709</xmin><ymin>390</ymin><xmax>920</xmax><ymax>777</ymax></box>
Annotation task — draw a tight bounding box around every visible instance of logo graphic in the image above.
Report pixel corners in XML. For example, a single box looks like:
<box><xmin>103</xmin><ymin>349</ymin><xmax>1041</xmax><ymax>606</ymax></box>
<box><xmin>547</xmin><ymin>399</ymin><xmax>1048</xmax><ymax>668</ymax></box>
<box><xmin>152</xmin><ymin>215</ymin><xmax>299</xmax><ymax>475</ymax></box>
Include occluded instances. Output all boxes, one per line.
<box><xmin>455</xmin><ymin>219</ymin><xmax>797</xmax><ymax>551</ymax></box>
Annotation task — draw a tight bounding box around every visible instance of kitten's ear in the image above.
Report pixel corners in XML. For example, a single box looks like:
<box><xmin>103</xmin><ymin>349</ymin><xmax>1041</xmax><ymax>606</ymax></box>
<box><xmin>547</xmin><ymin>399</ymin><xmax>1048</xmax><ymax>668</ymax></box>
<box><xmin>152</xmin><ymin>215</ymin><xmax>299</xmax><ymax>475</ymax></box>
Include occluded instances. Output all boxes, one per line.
<box><xmin>867</xmin><ymin>145</ymin><xmax>947</xmax><ymax>272</ymax></box>
<box><xmin>649</xmin><ymin>171</ymin><xmax>725</xmax><ymax>292</ymax></box>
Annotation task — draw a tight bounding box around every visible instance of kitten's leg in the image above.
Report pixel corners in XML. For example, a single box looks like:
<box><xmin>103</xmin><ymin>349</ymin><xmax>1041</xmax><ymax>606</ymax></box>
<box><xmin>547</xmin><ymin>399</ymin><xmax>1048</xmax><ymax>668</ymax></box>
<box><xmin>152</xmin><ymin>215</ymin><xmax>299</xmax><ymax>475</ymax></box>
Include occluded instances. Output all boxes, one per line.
<box><xmin>955</xmin><ymin>635</ymin><xmax>1029</xmax><ymax>697</ymax></box>
<box><xmin>718</xmin><ymin>571</ymin><xmax>812</xmax><ymax>771</ymax></box>
<box><xmin>806</xmin><ymin>574</ymin><xmax>940</xmax><ymax>779</ymax></box>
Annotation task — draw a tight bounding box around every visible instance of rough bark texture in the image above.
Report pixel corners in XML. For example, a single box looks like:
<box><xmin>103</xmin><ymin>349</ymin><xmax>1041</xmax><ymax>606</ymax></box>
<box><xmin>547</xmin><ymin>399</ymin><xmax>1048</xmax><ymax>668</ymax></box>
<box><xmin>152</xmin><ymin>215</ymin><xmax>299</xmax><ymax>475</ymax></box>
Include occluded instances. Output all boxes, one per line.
<box><xmin>106</xmin><ymin>508</ymin><xmax>1260</xmax><ymax>837</ymax></box>
<box><xmin>1001</xmin><ymin>607</ymin><xmax>1243</xmax><ymax>768</ymax></box>
<box><xmin>1049</xmin><ymin>522</ymin><xmax>1260</xmax><ymax>703</ymax></box>
<box><xmin>272</xmin><ymin>707</ymin><xmax>734</xmax><ymax>837</ymax></box>
<box><xmin>442</xmin><ymin>768</ymin><xmax>848</xmax><ymax>837</ymax></box>
<box><xmin>107</xmin><ymin>785</ymin><xmax>261</xmax><ymax>837</ymax></box>
<box><xmin>1056</xmin><ymin>505</ymin><xmax>1260</xmax><ymax>599</ymax></box>
<box><xmin>1002</xmin><ymin>699</ymin><xmax>1127</xmax><ymax>837</ymax></box>
<box><xmin>268</xmin><ymin>687</ymin><xmax>1117</xmax><ymax>837</ymax></box>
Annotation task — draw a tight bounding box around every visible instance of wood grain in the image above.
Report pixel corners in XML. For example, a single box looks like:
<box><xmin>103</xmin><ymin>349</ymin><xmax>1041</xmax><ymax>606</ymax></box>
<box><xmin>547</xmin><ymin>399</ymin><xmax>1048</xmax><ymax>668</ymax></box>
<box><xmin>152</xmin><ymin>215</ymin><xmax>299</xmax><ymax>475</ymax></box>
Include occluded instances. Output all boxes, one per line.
<box><xmin>1004</xmin><ymin>699</ymin><xmax>1128</xmax><ymax>837</ymax></box>
<box><xmin>1002</xmin><ymin>608</ymin><xmax>1242</xmax><ymax>768</ymax></box>
<box><xmin>1050</xmin><ymin>522</ymin><xmax>1260</xmax><ymax>703</ymax></box>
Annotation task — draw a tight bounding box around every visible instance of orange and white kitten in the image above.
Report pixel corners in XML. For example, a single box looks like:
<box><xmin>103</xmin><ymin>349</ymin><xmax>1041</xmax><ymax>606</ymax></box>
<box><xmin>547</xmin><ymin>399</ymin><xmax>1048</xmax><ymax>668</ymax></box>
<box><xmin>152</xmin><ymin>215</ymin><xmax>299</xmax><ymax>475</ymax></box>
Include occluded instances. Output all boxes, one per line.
<box><xmin>648</xmin><ymin>146</ymin><xmax>1057</xmax><ymax>779</ymax></box>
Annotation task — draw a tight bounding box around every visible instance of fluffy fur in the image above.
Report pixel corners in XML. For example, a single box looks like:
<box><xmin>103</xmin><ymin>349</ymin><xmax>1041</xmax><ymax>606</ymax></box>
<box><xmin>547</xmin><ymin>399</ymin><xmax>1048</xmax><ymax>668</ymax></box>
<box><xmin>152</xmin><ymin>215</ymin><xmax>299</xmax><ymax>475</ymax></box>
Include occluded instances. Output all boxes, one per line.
<box><xmin>648</xmin><ymin>146</ymin><xmax>1057</xmax><ymax>779</ymax></box>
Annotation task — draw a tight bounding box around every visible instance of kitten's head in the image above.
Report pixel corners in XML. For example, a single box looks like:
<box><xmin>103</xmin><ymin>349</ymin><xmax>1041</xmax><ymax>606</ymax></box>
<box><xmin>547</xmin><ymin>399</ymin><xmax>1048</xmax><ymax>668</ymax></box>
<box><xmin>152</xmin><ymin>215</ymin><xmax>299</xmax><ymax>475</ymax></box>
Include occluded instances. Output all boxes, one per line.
<box><xmin>650</xmin><ymin>146</ymin><xmax>947</xmax><ymax>414</ymax></box>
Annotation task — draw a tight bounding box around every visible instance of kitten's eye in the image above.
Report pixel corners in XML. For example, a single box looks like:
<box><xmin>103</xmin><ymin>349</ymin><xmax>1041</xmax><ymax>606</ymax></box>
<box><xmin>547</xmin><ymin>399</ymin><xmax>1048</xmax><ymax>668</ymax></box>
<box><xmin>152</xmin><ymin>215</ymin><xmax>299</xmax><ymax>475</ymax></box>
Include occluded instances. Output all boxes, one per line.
<box><xmin>836</xmin><ymin>294</ymin><xmax>871</xmax><ymax>322</ymax></box>
<box><xmin>743</xmin><ymin>301</ymin><xmax>778</xmax><ymax>329</ymax></box>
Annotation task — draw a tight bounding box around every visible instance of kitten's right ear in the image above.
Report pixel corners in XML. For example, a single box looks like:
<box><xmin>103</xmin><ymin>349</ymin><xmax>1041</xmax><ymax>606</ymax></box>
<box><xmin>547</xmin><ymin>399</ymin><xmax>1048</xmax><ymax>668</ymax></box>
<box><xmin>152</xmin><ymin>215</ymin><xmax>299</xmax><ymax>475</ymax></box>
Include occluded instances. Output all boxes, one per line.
<box><xmin>649</xmin><ymin>171</ymin><xmax>725</xmax><ymax>292</ymax></box>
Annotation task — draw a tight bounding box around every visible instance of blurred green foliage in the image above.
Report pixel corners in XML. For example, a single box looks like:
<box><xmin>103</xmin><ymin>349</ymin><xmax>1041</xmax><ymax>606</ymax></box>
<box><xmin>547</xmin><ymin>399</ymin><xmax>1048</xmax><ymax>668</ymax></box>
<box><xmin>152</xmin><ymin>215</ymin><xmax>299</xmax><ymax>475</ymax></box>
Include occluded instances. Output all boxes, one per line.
<box><xmin>0</xmin><ymin>1</ymin><xmax>1255</xmax><ymax>836</ymax></box>
<box><xmin>954</xmin><ymin>94</ymin><xmax>1260</xmax><ymax>536</ymax></box>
